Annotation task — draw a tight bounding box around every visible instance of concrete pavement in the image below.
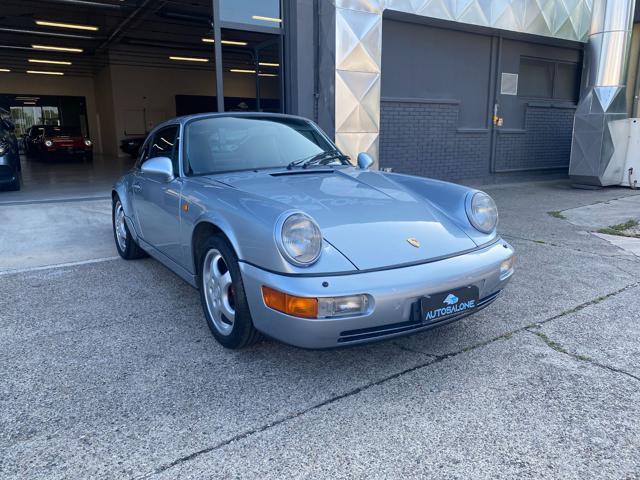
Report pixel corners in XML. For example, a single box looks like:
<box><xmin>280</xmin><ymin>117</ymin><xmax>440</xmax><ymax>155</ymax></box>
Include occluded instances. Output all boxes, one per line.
<box><xmin>1</xmin><ymin>180</ymin><xmax>640</xmax><ymax>479</ymax></box>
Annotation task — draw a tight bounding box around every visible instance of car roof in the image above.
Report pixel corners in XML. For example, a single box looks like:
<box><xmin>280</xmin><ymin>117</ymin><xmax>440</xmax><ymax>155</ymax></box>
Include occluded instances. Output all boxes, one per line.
<box><xmin>151</xmin><ymin>112</ymin><xmax>315</xmax><ymax>133</ymax></box>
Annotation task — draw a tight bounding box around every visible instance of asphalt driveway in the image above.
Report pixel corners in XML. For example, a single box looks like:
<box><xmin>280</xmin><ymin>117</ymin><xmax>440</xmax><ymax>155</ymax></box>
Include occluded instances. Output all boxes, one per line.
<box><xmin>1</xmin><ymin>180</ymin><xmax>640</xmax><ymax>479</ymax></box>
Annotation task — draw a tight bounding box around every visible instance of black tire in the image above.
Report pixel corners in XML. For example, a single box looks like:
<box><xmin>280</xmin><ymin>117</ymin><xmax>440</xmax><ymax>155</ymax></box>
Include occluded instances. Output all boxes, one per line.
<box><xmin>112</xmin><ymin>196</ymin><xmax>147</xmax><ymax>260</ymax></box>
<box><xmin>197</xmin><ymin>235</ymin><xmax>261</xmax><ymax>349</ymax></box>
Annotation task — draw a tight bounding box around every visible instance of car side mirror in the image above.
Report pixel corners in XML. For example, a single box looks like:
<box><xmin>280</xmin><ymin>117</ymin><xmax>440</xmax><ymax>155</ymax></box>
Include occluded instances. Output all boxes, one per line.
<box><xmin>141</xmin><ymin>156</ymin><xmax>174</xmax><ymax>182</ymax></box>
<box><xmin>357</xmin><ymin>152</ymin><xmax>374</xmax><ymax>170</ymax></box>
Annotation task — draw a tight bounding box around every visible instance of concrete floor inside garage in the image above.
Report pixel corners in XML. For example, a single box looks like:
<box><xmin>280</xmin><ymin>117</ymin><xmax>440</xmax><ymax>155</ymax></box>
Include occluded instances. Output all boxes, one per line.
<box><xmin>1</xmin><ymin>179</ymin><xmax>640</xmax><ymax>479</ymax></box>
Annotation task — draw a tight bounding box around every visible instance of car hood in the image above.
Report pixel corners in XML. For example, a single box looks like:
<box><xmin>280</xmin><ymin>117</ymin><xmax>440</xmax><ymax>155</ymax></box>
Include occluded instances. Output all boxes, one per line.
<box><xmin>208</xmin><ymin>168</ymin><xmax>478</xmax><ymax>270</ymax></box>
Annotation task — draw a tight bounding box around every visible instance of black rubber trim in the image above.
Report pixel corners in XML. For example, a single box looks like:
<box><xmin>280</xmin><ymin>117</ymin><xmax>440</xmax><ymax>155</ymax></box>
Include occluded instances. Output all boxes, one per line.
<box><xmin>238</xmin><ymin>237</ymin><xmax>503</xmax><ymax>278</ymax></box>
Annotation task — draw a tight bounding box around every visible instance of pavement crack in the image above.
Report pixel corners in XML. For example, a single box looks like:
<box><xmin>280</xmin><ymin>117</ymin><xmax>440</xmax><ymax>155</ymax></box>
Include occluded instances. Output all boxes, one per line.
<box><xmin>525</xmin><ymin>329</ymin><xmax>640</xmax><ymax>383</ymax></box>
<box><xmin>134</xmin><ymin>281</ymin><xmax>640</xmax><ymax>479</ymax></box>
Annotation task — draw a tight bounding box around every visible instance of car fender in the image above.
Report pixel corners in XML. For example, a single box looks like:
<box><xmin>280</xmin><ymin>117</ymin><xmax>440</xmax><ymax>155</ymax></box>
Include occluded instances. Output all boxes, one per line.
<box><xmin>385</xmin><ymin>172</ymin><xmax>498</xmax><ymax>246</ymax></box>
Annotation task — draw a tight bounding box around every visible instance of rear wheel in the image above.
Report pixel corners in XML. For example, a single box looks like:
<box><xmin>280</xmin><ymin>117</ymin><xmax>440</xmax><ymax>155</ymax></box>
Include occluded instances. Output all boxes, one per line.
<box><xmin>112</xmin><ymin>196</ymin><xmax>147</xmax><ymax>260</ymax></box>
<box><xmin>198</xmin><ymin>235</ymin><xmax>261</xmax><ymax>349</ymax></box>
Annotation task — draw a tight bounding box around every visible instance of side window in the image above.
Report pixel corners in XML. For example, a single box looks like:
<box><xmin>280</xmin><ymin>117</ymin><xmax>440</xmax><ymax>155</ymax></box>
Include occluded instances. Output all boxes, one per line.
<box><xmin>148</xmin><ymin>125</ymin><xmax>180</xmax><ymax>175</ymax></box>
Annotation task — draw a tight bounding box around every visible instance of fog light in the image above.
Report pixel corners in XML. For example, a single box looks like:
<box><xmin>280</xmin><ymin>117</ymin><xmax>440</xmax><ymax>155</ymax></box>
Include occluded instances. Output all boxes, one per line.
<box><xmin>84</xmin><ymin>139</ymin><xmax>92</xmax><ymax>147</ymax></box>
<box><xmin>318</xmin><ymin>295</ymin><xmax>369</xmax><ymax>318</ymax></box>
<box><xmin>500</xmin><ymin>256</ymin><xmax>515</xmax><ymax>279</ymax></box>
<box><xmin>44</xmin><ymin>140</ymin><xmax>53</xmax><ymax>147</ymax></box>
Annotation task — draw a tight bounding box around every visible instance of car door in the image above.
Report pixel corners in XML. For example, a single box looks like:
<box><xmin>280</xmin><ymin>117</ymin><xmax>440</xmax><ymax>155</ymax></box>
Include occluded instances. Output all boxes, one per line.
<box><xmin>131</xmin><ymin>125</ymin><xmax>184</xmax><ymax>264</ymax></box>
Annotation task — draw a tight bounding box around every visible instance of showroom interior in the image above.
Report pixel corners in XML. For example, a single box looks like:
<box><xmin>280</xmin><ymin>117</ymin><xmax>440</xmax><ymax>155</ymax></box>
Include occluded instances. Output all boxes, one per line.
<box><xmin>0</xmin><ymin>0</ymin><xmax>287</xmax><ymax>200</ymax></box>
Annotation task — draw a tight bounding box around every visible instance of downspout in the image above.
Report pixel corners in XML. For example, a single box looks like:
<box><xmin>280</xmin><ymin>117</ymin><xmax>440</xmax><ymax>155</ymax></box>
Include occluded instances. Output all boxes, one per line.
<box><xmin>569</xmin><ymin>0</ymin><xmax>636</xmax><ymax>186</ymax></box>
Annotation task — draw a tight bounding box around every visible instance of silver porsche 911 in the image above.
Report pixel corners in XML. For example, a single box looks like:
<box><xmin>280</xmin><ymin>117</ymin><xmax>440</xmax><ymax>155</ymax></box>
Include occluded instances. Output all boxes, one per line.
<box><xmin>112</xmin><ymin>113</ymin><xmax>515</xmax><ymax>349</ymax></box>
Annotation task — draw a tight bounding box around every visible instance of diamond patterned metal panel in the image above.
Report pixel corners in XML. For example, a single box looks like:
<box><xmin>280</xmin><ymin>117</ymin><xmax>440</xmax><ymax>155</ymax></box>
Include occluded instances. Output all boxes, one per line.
<box><xmin>334</xmin><ymin>0</ymin><xmax>595</xmax><ymax>164</ymax></box>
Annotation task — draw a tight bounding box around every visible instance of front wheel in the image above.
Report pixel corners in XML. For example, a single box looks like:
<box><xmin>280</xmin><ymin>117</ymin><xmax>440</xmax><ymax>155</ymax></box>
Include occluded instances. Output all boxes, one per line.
<box><xmin>112</xmin><ymin>197</ymin><xmax>147</xmax><ymax>260</ymax></box>
<box><xmin>198</xmin><ymin>236</ymin><xmax>261</xmax><ymax>349</ymax></box>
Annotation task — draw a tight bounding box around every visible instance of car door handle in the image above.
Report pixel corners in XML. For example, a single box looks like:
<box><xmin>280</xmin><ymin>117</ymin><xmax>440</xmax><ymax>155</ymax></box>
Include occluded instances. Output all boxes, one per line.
<box><xmin>132</xmin><ymin>183</ymin><xmax>142</xmax><ymax>193</ymax></box>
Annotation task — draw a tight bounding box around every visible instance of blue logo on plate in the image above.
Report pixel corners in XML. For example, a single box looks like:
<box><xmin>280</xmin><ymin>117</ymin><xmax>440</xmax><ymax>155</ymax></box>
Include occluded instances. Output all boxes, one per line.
<box><xmin>443</xmin><ymin>294</ymin><xmax>459</xmax><ymax>305</ymax></box>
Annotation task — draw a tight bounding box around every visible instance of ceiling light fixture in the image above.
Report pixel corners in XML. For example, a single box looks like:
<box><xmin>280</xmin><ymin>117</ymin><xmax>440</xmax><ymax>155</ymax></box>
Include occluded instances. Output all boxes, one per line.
<box><xmin>259</xmin><ymin>73</ymin><xmax>278</xmax><ymax>77</ymax></box>
<box><xmin>201</xmin><ymin>38</ymin><xmax>248</xmax><ymax>46</ymax></box>
<box><xmin>23</xmin><ymin>101</ymin><xmax>37</xmax><ymax>105</ymax></box>
<box><xmin>258</xmin><ymin>62</ymin><xmax>279</xmax><ymax>67</ymax></box>
<box><xmin>230</xmin><ymin>68</ymin><xmax>256</xmax><ymax>73</ymax></box>
<box><xmin>32</xmin><ymin>44</ymin><xmax>83</xmax><ymax>53</ymax></box>
<box><xmin>251</xmin><ymin>15</ymin><xmax>282</xmax><ymax>23</ymax></box>
<box><xmin>0</xmin><ymin>68</ymin><xmax>11</xmax><ymax>72</ymax></box>
<box><xmin>35</xmin><ymin>20</ymin><xmax>99</xmax><ymax>31</ymax></box>
<box><xmin>27</xmin><ymin>70</ymin><xmax>65</xmax><ymax>75</ymax></box>
<box><xmin>169</xmin><ymin>56</ymin><xmax>209</xmax><ymax>62</ymax></box>
<box><xmin>29</xmin><ymin>59</ymin><xmax>72</xmax><ymax>65</ymax></box>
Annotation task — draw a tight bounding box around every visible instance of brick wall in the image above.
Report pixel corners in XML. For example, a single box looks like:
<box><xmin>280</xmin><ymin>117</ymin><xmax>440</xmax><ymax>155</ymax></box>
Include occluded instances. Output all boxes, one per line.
<box><xmin>494</xmin><ymin>105</ymin><xmax>575</xmax><ymax>171</ymax></box>
<box><xmin>379</xmin><ymin>99</ymin><xmax>490</xmax><ymax>183</ymax></box>
<box><xmin>379</xmin><ymin>99</ymin><xmax>575</xmax><ymax>182</ymax></box>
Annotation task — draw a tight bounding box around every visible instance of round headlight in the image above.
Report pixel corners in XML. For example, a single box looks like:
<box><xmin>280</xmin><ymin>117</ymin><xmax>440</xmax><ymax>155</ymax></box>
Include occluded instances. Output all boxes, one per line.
<box><xmin>466</xmin><ymin>192</ymin><xmax>498</xmax><ymax>233</ymax></box>
<box><xmin>277</xmin><ymin>212</ymin><xmax>322</xmax><ymax>266</ymax></box>
<box><xmin>84</xmin><ymin>139</ymin><xmax>92</xmax><ymax>146</ymax></box>
<box><xmin>44</xmin><ymin>140</ymin><xmax>53</xmax><ymax>147</ymax></box>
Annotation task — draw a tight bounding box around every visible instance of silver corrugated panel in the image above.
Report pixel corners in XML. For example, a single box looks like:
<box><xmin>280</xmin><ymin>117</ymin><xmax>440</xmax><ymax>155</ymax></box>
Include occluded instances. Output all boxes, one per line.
<box><xmin>569</xmin><ymin>0</ymin><xmax>635</xmax><ymax>186</ymax></box>
<box><xmin>333</xmin><ymin>0</ymin><xmax>595</xmax><ymax>165</ymax></box>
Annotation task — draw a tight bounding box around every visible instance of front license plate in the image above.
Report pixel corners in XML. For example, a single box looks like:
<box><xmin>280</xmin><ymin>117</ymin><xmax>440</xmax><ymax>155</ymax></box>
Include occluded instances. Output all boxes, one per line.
<box><xmin>420</xmin><ymin>286</ymin><xmax>479</xmax><ymax>323</ymax></box>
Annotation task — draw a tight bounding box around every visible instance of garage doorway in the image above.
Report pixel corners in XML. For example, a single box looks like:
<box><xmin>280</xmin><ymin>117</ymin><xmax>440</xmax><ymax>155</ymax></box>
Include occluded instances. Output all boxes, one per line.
<box><xmin>379</xmin><ymin>15</ymin><xmax>582</xmax><ymax>184</ymax></box>
<box><xmin>0</xmin><ymin>0</ymin><xmax>284</xmax><ymax>202</ymax></box>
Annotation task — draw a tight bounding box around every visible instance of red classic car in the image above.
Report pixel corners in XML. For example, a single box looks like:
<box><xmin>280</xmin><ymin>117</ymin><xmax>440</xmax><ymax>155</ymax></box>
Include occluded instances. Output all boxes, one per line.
<box><xmin>25</xmin><ymin>125</ymin><xmax>93</xmax><ymax>161</ymax></box>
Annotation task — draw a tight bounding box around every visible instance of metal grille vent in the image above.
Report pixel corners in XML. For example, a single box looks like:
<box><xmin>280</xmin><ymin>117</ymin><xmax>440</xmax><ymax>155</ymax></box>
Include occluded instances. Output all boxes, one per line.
<box><xmin>501</xmin><ymin>73</ymin><xmax>518</xmax><ymax>95</ymax></box>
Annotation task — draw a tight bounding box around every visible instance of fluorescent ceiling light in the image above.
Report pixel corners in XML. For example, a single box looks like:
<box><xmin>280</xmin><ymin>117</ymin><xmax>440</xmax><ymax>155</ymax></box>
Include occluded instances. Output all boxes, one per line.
<box><xmin>230</xmin><ymin>69</ymin><xmax>278</xmax><ymax>77</ymax></box>
<box><xmin>16</xmin><ymin>96</ymin><xmax>39</xmax><ymax>100</ymax></box>
<box><xmin>0</xmin><ymin>68</ymin><xmax>10</xmax><ymax>72</ymax></box>
<box><xmin>23</xmin><ymin>102</ymin><xmax>37</xmax><ymax>105</ymax></box>
<box><xmin>169</xmin><ymin>56</ymin><xmax>209</xmax><ymax>62</ymax></box>
<box><xmin>201</xmin><ymin>38</ymin><xmax>248</xmax><ymax>46</ymax></box>
<box><xmin>36</xmin><ymin>20</ymin><xmax>99</xmax><ymax>31</ymax></box>
<box><xmin>32</xmin><ymin>44</ymin><xmax>83</xmax><ymax>53</ymax></box>
<box><xmin>252</xmin><ymin>15</ymin><xmax>282</xmax><ymax>23</ymax></box>
<box><xmin>29</xmin><ymin>59</ymin><xmax>72</xmax><ymax>65</ymax></box>
<box><xmin>258</xmin><ymin>62</ymin><xmax>279</xmax><ymax>67</ymax></box>
<box><xmin>27</xmin><ymin>70</ymin><xmax>65</xmax><ymax>76</ymax></box>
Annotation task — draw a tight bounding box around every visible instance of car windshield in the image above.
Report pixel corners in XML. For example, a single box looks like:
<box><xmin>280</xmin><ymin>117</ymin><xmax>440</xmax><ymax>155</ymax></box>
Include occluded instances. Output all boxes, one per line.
<box><xmin>43</xmin><ymin>126</ymin><xmax>81</xmax><ymax>136</ymax></box>
<box><xmin>184</xmin><ymin>116</ymin><xmax>344</xmax><ymax>175</ymax></box>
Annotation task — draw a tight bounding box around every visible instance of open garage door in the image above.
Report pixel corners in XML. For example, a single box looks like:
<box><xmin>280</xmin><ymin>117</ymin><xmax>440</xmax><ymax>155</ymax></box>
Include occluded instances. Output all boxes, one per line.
<box><xmin>0</xmin><ymin>0</ymin><xmax>283</xmax><ymax>202</ymax></box>
<box><xmin>379</xmin><ymin>15</ymin><xmax>582</xmax><ymax>184</ymax></box>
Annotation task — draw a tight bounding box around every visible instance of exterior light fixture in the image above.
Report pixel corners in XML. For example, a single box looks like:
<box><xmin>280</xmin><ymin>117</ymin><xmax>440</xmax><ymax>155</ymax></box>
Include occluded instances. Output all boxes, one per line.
<box><xmin>32</xmin><ymin>44</ymin><xmax>83</xmax><ymax>53</ymax></box>
<box><xmin>27</xmin><ymin>70</ymin><xmax>65</xmax><ymax>75</ymax></box>
<box><xmin>29</xmin><ymin>59</ymin><xmax>72</xmax><ymax>65</ymax></box>
<box><xmin>35</xmin><ymin>20</ymin><xmax>99</xmax><ymax>31</ymax></box>
<box><xmin>169</xmin><ymin>56</ymin><xmax>209</xmax><ymax>62</ymax></box>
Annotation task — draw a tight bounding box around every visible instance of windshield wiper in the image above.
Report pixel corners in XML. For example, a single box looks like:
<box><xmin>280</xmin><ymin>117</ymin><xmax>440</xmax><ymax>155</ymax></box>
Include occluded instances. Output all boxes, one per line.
<box><xmin>287</xmin><ymin>150</ymin><xmax>350</xmax><ymax>170</ymax></box>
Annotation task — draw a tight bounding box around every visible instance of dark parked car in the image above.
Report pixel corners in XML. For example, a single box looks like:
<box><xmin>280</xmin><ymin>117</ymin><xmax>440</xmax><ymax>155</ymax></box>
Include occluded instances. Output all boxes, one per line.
<box><xmin>25</xmin><ymin>125</ymin><xmax>93</xmax><ymax>161</ymax></box>
<box><xmin>0</xmin><ymin>116</ymin><xmax>20</xmax><ymax>191</ymax></box>
<box><xmin>120</xmin><ymin>136</ymin><xmax>145</xmax><ymax>158</ymax></box>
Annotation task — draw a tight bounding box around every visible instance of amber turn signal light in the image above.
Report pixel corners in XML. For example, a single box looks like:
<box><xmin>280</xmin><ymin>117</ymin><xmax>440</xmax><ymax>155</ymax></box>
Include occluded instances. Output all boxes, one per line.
<box><xmin>262</xmin><ymin>286</ymin><xmax>318</xmax><ymax>319</ymax></box>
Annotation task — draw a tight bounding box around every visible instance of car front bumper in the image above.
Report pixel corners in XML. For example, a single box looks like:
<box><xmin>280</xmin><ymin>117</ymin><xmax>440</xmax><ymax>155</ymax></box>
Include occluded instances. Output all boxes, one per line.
<box><xmin>240</xmin><ymin>239</ymin><xmax>515</xmax><ymax>349</ymax></box>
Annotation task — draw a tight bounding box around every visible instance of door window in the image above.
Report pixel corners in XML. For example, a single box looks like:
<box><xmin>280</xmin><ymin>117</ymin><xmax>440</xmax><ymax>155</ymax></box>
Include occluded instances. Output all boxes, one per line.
<box><xmin>148</xmin><ymin>125</ymin><xmax>180</xmax><ymax>175</ymax></box>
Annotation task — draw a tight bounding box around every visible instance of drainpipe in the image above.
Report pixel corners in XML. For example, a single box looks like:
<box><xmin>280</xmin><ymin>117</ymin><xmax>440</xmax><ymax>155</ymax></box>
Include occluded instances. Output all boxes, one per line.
<box><xmin>569</xmin><ymin>0</ymin><xmax>636</xmax><ymax>187</ymax></box>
